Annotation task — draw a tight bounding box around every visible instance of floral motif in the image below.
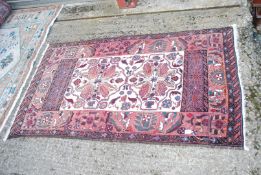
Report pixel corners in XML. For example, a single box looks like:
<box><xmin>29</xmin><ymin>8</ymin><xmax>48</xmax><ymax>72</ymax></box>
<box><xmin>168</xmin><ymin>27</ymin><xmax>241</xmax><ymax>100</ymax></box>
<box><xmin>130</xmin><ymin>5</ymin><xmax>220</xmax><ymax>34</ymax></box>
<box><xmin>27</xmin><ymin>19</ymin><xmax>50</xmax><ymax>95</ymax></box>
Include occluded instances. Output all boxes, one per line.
<box><xmin>134</xmin><ymin>114</ymin><xmax>157</xmax><ymax>132</ymax></box>
<box><xmin>162</xmin><ymin>99</ymin><xmax>172</xmax><ymax>108</ymax></box>
<box><xmin>121</xmin><ymin>102</ymin><xmax>131</xmax><ymax>110</ymax></box>
<box><xmin>210</xmin><ymin>70</ymin><xmax>225</xmax><ymax>85</ymax></box>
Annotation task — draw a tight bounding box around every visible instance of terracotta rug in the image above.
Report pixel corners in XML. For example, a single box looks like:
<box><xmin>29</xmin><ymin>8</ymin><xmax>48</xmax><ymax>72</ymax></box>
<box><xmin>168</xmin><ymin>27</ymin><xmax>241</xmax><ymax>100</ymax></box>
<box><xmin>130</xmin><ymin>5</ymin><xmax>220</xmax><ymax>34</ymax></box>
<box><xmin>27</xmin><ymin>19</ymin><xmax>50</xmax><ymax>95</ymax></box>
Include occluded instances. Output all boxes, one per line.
<box><xmin>0</xmin><ymin>5</ymin><xmax>62</xmax><ymax>132</ymax></box>
<box><xmin>8</xmin><ymin>27</ymin><xmax>245</xmax><ymax>148</ymax></box>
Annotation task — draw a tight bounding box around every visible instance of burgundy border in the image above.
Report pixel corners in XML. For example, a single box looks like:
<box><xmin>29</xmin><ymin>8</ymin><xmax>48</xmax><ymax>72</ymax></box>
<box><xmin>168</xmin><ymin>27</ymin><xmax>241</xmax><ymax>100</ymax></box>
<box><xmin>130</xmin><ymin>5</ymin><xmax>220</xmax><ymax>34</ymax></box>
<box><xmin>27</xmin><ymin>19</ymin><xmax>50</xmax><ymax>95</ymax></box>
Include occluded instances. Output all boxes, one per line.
<box><xmin>42</xmin><ymin>59</ymin><xmax>77</xmax><ymax>111</ymax></box>
<box><xmin>9</xmin><ymin>27</ymin><xmax>244</xmax><ymax>148</ymax></box>
<box><xmin>49</xmin><ymin>27</ymin><xmax>233</xmax><ymax>48</ymax></box>
<box><xmin>181</xmin><ymin>50</ymin><xmax>208</xmax><ymax>112</ymax></box>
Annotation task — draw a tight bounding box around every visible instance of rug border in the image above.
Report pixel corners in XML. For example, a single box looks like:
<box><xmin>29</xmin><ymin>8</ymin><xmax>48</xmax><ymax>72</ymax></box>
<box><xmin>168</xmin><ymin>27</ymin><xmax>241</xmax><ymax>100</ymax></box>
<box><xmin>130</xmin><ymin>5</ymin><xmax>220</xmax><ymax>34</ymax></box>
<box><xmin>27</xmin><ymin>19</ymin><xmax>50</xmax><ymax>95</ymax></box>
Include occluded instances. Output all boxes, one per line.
<box><xmin>232</xmin><ymin>24</ymin><xmax>248</xmax><ymax>151</ymax></box>
<box><xmin>48</xmin><ymin>27</ymin><xmax>234</xmax><ymax>49</ymax></box>
<box><xmin>8</xmin><ymin>132</ymin><xmax>244</xmax><ymax>150</ymax></box>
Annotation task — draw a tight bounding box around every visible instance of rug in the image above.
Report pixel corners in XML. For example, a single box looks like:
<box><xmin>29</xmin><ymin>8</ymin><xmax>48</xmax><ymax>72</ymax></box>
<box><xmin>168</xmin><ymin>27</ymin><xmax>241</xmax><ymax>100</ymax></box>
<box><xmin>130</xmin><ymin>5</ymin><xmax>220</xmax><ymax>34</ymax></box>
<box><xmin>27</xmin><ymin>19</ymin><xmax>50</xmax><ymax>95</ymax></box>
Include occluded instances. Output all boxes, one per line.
<box><xmin>8</xmin><ymin>27</ymin><xmax>245</xmax><ymax>148</ymax></box>
<box><xmin>0</xmin><ymin>5</ymin><xmax>62</xmax><ymax>132</ymax></box>
<box><xmin>0</xmin><ymin>28</ymin><xmax>20</xmax><ymax>79</ymax></box>
<box><xmin>0</xmin><ymin>0</ymin><xmax>11</xmax><ymax>26</ymax></box>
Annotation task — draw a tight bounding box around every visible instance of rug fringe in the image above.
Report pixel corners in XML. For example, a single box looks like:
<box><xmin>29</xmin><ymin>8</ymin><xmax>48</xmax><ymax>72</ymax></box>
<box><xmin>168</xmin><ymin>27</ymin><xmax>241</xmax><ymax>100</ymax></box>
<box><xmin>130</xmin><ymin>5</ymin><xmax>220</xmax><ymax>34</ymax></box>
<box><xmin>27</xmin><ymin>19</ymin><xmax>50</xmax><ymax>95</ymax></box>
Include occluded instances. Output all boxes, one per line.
<box><xmin>1</xmin><ymin>5</ymin><xmax>63</xmax><ymax>141</ymax></box>
<box><xmin>232</xmin><ymin>24</ymin><xmax>249</xmax><ymax>151</ymax></box>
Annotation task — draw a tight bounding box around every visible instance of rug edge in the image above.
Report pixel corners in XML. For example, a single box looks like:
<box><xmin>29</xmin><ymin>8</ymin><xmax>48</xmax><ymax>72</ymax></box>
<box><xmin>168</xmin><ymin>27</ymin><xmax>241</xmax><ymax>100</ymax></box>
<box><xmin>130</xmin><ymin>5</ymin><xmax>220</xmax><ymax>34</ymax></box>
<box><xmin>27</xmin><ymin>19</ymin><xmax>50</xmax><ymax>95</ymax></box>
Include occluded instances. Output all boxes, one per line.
<box><xmin>48</xmin><ymin>27</ymin><xmax>234</xmax><ymax>48</ymax></box>
<box><xmin>8</xmin><ymin>133</ymin><xmax>245</xmax><ymax>150</ymax></box>
<box><xmin>232</xmin><ymin>24</ymin><xmax>248</xmax><ymax>151</ymax></box>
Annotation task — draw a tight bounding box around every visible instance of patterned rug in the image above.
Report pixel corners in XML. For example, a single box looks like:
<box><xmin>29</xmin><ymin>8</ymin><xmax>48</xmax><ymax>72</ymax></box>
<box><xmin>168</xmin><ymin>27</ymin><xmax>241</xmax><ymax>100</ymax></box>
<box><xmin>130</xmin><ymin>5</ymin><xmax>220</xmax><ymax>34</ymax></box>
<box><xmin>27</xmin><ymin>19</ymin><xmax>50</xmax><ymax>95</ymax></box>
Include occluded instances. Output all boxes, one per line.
<box><xmin>0</xmin><ymin>28</ymin><xmax>20</xmax><ymax>79</ymax></box>
<box><xmin>8</xmin><ymin>27</ymin><xmax>244</xmax><ymax>148</ymax></box>
<box><xmin>0</xmin><ymin>5</ymin><xmax>62</xmax><ymax>132</ymax></box>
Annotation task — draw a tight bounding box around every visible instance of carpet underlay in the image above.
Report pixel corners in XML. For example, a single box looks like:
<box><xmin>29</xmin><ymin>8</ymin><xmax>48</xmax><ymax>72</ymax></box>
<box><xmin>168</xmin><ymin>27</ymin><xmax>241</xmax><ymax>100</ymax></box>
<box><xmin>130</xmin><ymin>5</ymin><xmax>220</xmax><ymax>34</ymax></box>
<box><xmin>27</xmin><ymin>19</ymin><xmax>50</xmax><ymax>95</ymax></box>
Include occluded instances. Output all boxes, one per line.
<box><xmin>8</xmin><ymin>27</ymin><xmax>244</xmax><ymax>148</ymax></box>
<box><xmin>0</xmin><ymin>5</ymin><xmax>62</xmax><ymax>131</ymax></box>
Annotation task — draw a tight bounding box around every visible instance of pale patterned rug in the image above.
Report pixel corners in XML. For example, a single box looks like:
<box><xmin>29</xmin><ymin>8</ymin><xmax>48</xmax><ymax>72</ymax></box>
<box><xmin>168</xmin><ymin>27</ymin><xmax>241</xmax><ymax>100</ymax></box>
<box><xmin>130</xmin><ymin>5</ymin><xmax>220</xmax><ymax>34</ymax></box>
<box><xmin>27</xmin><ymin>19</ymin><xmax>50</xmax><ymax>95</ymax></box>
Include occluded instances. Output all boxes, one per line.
<box><xmin>0</xmin><ymin>5</ymin><xmax>62</xmax><ymax>132</ymax></box>
<box><xmin>0</xmin><ymin>28</ymin><xmax>20</xmax><ymax>79</ymax></box>
<box><xmin>7</xmin><ymin>27</ymin><xmax>245</xmax><ymax>148</ymax></box>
